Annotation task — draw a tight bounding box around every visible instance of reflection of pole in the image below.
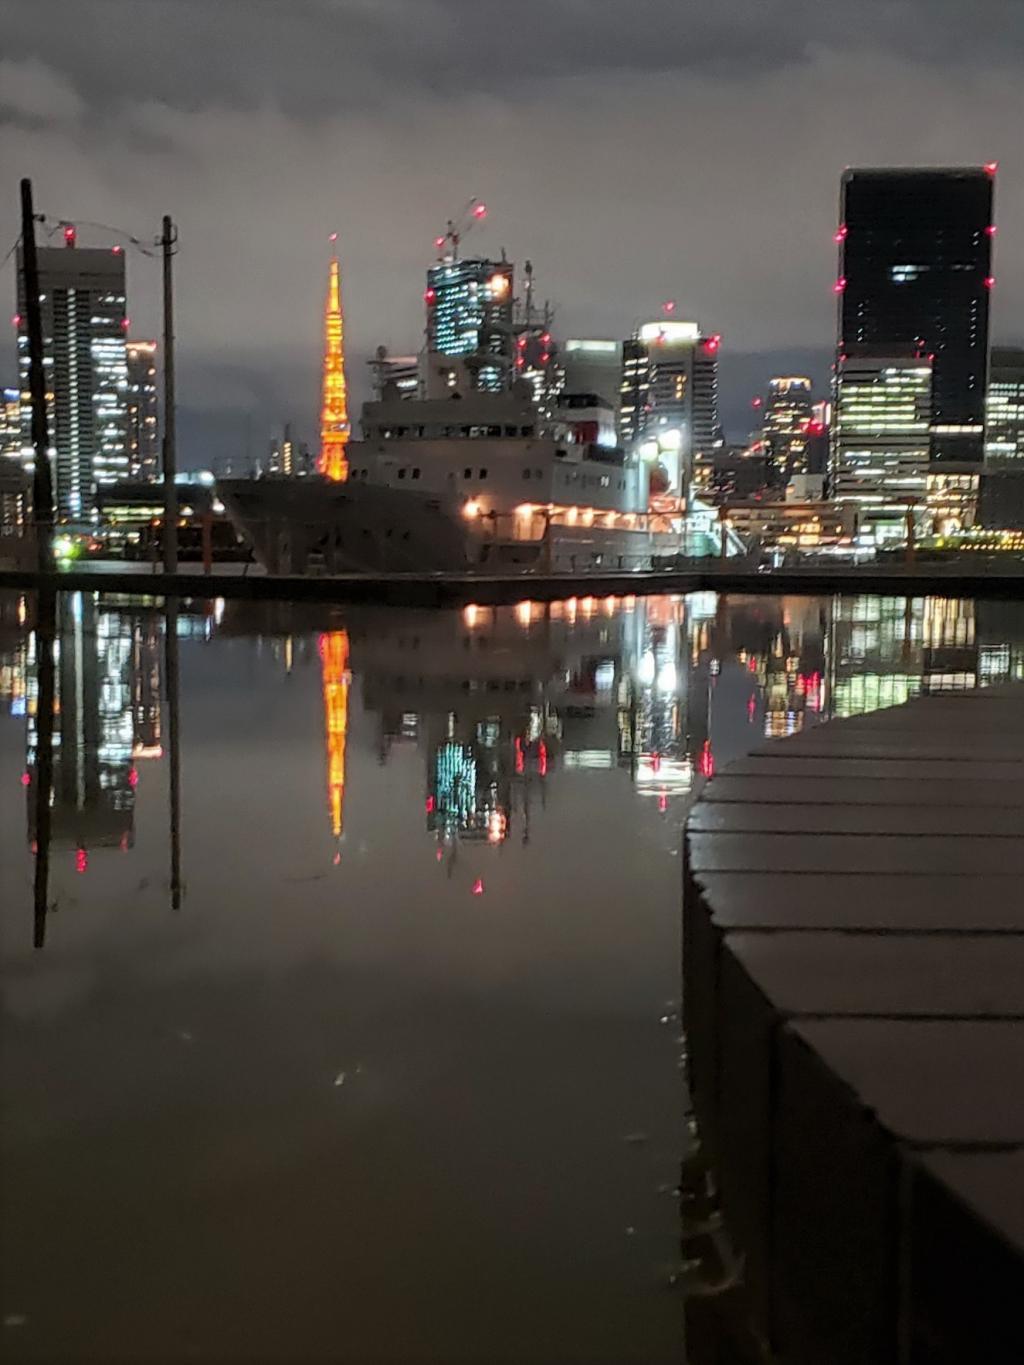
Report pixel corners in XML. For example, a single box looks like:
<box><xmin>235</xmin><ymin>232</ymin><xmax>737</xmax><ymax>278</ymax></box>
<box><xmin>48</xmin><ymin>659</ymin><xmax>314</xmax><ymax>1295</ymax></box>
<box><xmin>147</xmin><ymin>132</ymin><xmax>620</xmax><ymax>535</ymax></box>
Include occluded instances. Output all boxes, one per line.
<box><xmin>32</xmin><ymin>588</ymin><xmax>56</xmax><ymax>948</ymax></box>
<box><xmin>165</xmin><ymin>598</ymin><xmax>182</xmax><ymax>909</ymax></box>
<box><xmin>161</xmin><ymin>215</ymin><xmax>178</xmax><ymax>575</ymax></box>
<box><xmin>20</xmin><ymin>180</ymin><xmax>54</xmax><ymax>572</ymax></box>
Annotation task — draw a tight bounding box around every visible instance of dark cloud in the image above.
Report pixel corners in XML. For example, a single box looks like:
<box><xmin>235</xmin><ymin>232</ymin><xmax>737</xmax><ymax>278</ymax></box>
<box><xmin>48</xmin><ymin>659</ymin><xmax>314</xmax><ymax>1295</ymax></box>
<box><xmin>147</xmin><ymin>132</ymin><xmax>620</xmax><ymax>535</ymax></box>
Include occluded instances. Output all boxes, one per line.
<box><xmin>4</xmin><ymin>0</ymin><xmax>1024</xmax><ymax>120</ymax></box>
<box><xmin>1</xmin><ymin>0</ymin><xmax>1023</xmax><ymax>468</ymax></box>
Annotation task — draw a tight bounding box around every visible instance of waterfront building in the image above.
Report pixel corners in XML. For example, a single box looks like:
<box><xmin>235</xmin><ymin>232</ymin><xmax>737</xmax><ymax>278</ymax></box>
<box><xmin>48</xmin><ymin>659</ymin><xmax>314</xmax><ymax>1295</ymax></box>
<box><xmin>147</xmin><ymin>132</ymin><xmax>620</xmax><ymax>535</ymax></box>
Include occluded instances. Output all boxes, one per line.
<box><xmin>985</xmin><ymin>346</ymin><xmax>1024</xmax><ymax>468</ymax></box>
<box><xmin>562</xmin><ymin>340</ymin><xmax>622</xmax><ymax>414</ymax></box>
<box><xmin>425</xmin><ymin>255</ymin><xmax>515</xmax><ymax>392</ymax></box>
<box><xmin>15</xmin><ymin>232</ymin><xmax>130</xmax><ymax>521</ymax></box>
<box><xmin>831</xmin><ymin>355</ymin><xmax>932</xmax><ymax>537</ymax></box>
<box><xmin>125</xmin><ymin>341</ymin><xmax>159</xmax><ymax>481</ymax></box>
<box><xmin>762</xmin><ymin>377</ymin><xmax>814</xmax><ymax>485</ymax></box>
<box><xmin>267</xmin><ymin>423</ymin><xmax>305</xmax><ymax>477</ymax></box>
<box><xmin>619</xmin><ymin>321</ymin><xmax>721</xmax><ymax>496</ymax></box>
<box><xmin>0</xmin><ymin>386</ymin><xmax>21</xmax><ymax>460</ymax></box>
<box><xmin>836</xmin><ymin>167</ymin><xmax>994</xmax><ymax>469</ymax></box>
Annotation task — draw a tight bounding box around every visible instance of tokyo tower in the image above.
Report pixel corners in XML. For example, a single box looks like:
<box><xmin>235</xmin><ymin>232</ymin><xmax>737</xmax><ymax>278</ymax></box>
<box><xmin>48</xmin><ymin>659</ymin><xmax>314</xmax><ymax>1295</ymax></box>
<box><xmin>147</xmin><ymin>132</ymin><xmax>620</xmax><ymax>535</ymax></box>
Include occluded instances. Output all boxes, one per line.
<box><xmin>319</xmin><ymin>236</ymin><xmax>350</xmax><ymax>481</ymax></box>
<box><xmin>319</xmin><ymin>630</ymin><xmax>350</xmax><ymax>861</ymax></box>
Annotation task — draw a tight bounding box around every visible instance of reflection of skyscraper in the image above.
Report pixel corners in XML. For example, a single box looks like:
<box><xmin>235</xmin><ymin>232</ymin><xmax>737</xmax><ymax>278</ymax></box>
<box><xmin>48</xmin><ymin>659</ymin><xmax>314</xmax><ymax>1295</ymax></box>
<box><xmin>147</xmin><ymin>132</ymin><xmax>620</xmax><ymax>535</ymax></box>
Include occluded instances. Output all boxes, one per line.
<box><xmin>427</xmin><ymin>713</ymin><xmax>511</xmax><ymax>844</ymax></box>
<box><xmin>26</xmin><ymin>594</ymin><xmax>137</xmax><ymax>853</ymax></box>
<box><xmin>131</xmin><ymin>614</ymin><xmax>163</xmax><ymax>758</ymax></box>
<box><xmin>319</xmin><ymin>630</ymin><xmax>349</xmax><ymax>853</ymax></box>
<box><xmin>827</xmin><ymin>595</ymin><xmax>977</xmax><ymax>717</ymax></box>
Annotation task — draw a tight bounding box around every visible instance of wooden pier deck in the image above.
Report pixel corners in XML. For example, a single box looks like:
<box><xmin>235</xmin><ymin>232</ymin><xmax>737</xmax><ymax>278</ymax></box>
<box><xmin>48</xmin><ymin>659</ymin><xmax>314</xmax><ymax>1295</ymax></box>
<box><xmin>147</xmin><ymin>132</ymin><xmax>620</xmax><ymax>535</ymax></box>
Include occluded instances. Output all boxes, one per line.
<box><xmin>683</xmin><ymin>684</ymin><xmax>1024</xmax><ymax>1365</ymax></box>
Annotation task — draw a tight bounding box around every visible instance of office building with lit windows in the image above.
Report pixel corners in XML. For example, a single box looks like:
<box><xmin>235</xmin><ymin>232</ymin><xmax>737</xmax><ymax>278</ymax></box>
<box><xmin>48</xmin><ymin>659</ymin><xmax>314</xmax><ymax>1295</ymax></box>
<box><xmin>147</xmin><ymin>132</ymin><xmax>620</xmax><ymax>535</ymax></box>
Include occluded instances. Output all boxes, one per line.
<box><xmin>831</xmin><ymin>355</ymin><xmax>932</xmax><ymax>528</ymax></box>
<box><xmin>563</xmin><ymin>339</ymin><xmax>622</xmax><ymax>414</ymax></box>
<box><xmin>0</xmin><ymin>386</ymin><xmax>21</xmax><ymax>460</ymax></box>
<box><xmin>979</xmin><ymin>348</ymin><xmax>1024</xmax><ymax>531</ymax></box>
<box><xmin>125</xmin><ymin>340</ymin><xmax>158</xmax><ymax>481</ymax></box>
<box><xmin>619</xmin><ymin>321</ymin><xmax>720</xmax><ymax>496</ymax></box>
<box><xmin>763</xmin><ymin>377</ymin><xmax>814</xmax><ymax>485</ymax></box>
<box><xmin>985</xmin><ymin>347</ymin><xmax>1024</xmax><ymax>467</ymax></box>
<box><xmin>425</xmin><ymin>257</ymin><xmax>514</xmax><ymax>392</ymax></box>
<box><xmin>837</xmin><ymin>167</ymin><xmax>994</xmax><ymax>469</ymax></box>
<box><xmin>16</xmin><ymin>235</ymin><xmax>129</xmax><ymax>521</ymax></box>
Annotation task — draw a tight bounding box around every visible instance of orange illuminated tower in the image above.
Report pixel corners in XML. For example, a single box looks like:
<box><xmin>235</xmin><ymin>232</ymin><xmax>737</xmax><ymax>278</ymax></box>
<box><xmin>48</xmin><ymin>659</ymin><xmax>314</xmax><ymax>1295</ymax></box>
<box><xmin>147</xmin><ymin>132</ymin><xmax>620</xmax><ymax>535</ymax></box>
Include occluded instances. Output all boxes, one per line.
<box><xmin>319</xmin><ymin>235</ymin><xmax>351</xmax><ymax>481</ymax></box>
<box><xmin>319</xmin><ymin>630</ymin><xmax>350</xmax><ymax>860</ymax></box>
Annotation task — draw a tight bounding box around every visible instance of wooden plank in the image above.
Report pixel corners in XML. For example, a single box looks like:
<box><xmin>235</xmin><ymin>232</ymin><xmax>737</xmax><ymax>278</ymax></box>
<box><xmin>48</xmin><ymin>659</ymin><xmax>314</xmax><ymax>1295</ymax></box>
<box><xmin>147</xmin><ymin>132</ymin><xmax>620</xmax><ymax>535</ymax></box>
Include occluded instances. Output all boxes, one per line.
<box><xmin>688</xmin><ymin>803</ymin><xmax>1024</xmax><ymax>836</ymax></box>
<box><xmin>700</xmin><ymin>775</ymin><xmax>1024</xmax><ymax>807</ymax></box>
<box><xmin>690</xmin><ymin>872</ymin><xmax>1024</xmax><ymax>931</ymax></box>
<box><xmin>688</xmin><ymin>831</ymin><xmax>1024</xmax><ymax>875</ymax></box>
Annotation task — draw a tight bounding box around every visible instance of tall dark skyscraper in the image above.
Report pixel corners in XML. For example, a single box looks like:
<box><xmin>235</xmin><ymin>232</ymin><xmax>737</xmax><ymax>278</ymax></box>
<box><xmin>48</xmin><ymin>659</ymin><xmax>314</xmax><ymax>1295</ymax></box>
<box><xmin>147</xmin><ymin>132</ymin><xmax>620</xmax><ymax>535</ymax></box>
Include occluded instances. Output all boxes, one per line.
<box><xmin>837</xmin><ymin>167</ymin><xmax>994</xmax><ymax>467</ymax></box>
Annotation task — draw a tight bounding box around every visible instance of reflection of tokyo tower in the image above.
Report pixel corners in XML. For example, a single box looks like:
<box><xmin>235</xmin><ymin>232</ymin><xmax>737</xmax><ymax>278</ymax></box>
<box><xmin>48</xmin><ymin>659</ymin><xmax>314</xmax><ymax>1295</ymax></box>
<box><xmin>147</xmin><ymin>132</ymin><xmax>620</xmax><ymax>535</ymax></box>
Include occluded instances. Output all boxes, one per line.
<box><xmin>318</xmin><ymin>236</ymin><xmax>351</xmax><ymax>482</ymax></box>
<box><xmin>319</xmin><ymin>630</ymin><xmax>350</xmax><ymax>860</ymax></box>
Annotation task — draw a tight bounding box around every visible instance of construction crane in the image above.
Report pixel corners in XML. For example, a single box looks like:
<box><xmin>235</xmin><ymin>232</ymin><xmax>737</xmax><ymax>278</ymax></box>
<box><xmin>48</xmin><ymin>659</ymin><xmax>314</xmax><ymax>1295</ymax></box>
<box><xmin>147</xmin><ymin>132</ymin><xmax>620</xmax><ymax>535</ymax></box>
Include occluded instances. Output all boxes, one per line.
<box><xmin>434</xmin><ymin>198</ymin><xmax>488</xmax><ymax>260</ymax></box>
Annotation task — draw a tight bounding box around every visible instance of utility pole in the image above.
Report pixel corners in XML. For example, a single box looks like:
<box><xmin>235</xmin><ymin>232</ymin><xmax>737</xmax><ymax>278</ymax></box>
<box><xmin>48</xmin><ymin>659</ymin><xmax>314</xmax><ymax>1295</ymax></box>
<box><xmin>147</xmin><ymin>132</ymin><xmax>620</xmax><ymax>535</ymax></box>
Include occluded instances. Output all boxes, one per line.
<box><xmin>19</xmin><ymin>179</ymin><xmax>54</xmax><ymax>573</ymax></box>
<box><xmin>161</xmin><ymin>214</ymin><xmax>178</xmax><ymax>574</ymax></box>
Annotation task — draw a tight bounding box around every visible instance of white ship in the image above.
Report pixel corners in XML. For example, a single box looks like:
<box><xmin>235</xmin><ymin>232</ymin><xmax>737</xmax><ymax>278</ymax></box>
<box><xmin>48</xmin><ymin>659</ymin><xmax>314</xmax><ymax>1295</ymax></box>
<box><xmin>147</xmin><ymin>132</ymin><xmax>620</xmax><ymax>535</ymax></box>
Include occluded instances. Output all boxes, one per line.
<box><xmin>220</xmin><ymin>382</ymin><xmax>741</xmax><ymax>576</ymax></box>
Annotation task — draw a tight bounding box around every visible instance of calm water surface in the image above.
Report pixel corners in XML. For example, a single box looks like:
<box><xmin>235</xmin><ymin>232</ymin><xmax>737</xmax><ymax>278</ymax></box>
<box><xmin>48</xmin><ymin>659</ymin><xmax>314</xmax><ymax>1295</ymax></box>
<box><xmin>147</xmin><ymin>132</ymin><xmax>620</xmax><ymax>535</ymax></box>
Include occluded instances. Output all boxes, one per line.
<box><xmin>1</xmin><ymin>589</ymin><xmax>1020</xmax><ymax>1363</ymax></box>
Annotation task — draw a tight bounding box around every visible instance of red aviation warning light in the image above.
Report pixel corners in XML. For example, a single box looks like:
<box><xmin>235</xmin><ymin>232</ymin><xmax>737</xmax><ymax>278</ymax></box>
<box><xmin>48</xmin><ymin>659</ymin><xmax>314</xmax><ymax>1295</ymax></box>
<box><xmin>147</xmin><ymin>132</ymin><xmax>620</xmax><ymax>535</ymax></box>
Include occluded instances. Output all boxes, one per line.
<box><xmin>985</xmin><ymin>162</ymin><xmax>999</xmax><ymax>175</ymax></box>
<box><xmin>318</xmin><ymin>241</ymin><xmax>351</xmax><ymax>481</ymax></box>
<box><xmin>63</xmin><ymin>224</ymin><xmax>76</xmax><ymax>247</ymax></box>
<box><xmin>703</xmin><ymin>334</ymin><xmax>721</xmax><ymax>355</ymax></box>
<box><xmin>833</xmin><ymin>277</ymin><xmax>847</xmax><ymax>294</ymax></box>
<box><xmin>473</xmin><ymin>203</ymin><xmax>488</xmax><ymax>219</ymax></box>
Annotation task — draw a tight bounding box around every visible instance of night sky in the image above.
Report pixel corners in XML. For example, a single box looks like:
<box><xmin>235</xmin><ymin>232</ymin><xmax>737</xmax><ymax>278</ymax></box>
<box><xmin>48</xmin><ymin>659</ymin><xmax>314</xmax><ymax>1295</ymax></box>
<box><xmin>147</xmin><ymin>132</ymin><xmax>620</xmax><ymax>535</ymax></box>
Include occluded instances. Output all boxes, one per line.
<box><xmin>2</xmin><ymin>0</ymin><xmax>1023</xmax><ymax>467</ymax></box>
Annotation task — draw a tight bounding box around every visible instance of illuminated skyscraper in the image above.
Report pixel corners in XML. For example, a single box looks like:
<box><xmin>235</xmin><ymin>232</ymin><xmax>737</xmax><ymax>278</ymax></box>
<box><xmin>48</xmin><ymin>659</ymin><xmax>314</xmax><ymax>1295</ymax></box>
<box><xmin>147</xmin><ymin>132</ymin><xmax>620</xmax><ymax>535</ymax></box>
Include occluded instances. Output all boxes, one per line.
<box><xmin>837</xmin><ymin>167</ymin><xmax>994</xmax><ymax>467</ymax></box>
<box><xmin>319</xmin><ymin>630</ymin><xmax>349</xmax><ymax>857</ymax></box>
<box><xmin>832</xmin><ymin>356</ymin><xmax>932</xmax><ymax>515</ymax></box>
<box><xmin>985</xmin><ymin>348</ymin><xmax>1024</xmax><ymax>467</ymax></box>
<box><xmin>125</xmin><ymin>341</ymin><xmax>159</xmax><ymax>481</ymax></box>
<box><xmin>0</xmin><ymin>386</ymin><xmax>21</xmax><ymax>460</ymax></box>
<box><xmin>619</xmin><ymin>321</ymin><xmax>721</xmax><ymax>495</ymax></box>
<box><xmin>762</xmin><ymin>377</ymin><xmax>814</xmax><ymax>484</ymax></box>
<box><xmin>16</xmin><ymin>232</ymin><xmax>129</xmax><ymax>521</ymax></box>
<box><xmin>425</xmin><ymin>256</ymin><xmax>514</xmax><ymax>392</ymax></box>
<box><xmin>319</xmin><ymin>243</ymin><xmax>350</xmax><ymax>482</ymax></box>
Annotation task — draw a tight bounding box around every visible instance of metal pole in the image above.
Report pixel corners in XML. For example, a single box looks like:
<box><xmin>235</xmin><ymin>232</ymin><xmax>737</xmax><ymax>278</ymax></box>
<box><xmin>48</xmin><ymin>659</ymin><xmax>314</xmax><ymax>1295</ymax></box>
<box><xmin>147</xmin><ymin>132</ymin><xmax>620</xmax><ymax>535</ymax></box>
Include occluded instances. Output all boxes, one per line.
<box><xmin>164</xmin><ymin>597</ymin><xmax>182</xmax><ymax>910</ymax></box>
<box><xmin>161</xmin><ymin>215</ymin><xmax>178</xmax><ymax>575</ymax></box>
<box><xmin>32</xmin><ymin>587</ymin><xmax>57</xmax><ymax>947</ymax></box>
<box><xmin>19</xmin><ymin>179</ymin><xmax>54</xmax><ymax>572</ymax></box>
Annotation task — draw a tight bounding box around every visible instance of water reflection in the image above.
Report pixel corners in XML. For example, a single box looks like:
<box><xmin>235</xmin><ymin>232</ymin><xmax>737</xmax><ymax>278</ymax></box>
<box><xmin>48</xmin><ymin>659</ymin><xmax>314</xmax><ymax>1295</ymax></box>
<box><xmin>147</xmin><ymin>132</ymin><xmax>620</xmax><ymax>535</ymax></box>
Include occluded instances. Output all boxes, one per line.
<box><xmin>6</xmin><ymin>590</ymin><xmax>1024</xmax><ymax>937</ymax></box>
<box><xmin>3</xmin><ymin>588</ymin><xmax>1024</xmax><ymax>1363</ymax></box>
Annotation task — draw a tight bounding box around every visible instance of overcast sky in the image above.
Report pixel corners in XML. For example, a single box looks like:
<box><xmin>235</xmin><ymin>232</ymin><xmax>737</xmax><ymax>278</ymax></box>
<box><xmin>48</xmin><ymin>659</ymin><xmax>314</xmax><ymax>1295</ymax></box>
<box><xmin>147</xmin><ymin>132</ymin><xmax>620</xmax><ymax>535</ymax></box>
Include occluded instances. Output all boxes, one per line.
<box><xmin>2</xmin><ymin>0</ymin><xmax>1023</xmax><ymax>466</ymax></box>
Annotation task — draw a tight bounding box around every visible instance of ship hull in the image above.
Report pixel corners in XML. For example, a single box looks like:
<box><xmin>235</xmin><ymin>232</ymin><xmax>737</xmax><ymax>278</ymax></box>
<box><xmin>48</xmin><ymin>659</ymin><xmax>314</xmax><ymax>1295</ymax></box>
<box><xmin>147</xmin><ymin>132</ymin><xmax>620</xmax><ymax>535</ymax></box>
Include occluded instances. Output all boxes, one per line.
<box><xmin>219</xmin><ymin>478</ymin><xmax>720</xmax><ymax>576</ymax></box>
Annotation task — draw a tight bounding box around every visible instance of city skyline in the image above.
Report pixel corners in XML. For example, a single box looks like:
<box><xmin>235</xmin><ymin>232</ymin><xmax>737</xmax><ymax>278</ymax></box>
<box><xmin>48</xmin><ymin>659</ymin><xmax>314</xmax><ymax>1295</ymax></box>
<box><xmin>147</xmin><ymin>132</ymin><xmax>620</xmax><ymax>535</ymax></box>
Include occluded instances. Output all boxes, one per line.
<box><xmin>1</xmin><ymin>0</ymin><xmax>1022</xmax><ymax>469</ymax></box>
